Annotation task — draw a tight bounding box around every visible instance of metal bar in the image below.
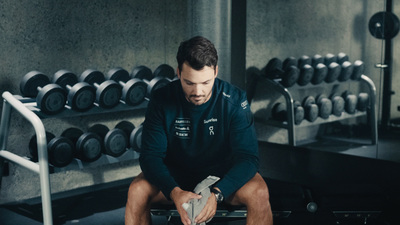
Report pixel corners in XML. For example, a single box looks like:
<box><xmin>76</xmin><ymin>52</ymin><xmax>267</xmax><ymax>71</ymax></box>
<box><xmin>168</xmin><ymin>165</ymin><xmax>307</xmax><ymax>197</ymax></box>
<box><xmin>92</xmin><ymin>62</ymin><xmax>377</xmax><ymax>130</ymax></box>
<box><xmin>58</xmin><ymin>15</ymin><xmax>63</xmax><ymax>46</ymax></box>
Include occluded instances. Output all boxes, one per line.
<box><xmin>1</xmin><ymin>91</ymin><xmax>53</xmax><ymax>225</ymax></box>
<box><xmin>381</xmin><ymin>0</ymin><xmax>394</xmax><ymax>129</ymax></box>
<box><xmin>0</xmin><ymin>150</ymin><xmax>39</xmax><ymax>173</ymax></box>
<box><xmin>0</xmin><ymin>97</ymin><xmax>12</xmax><ymax>186</ymax></box>
<box><xmin>361</xmin><ymin>75</ymin><xmax>378</xmax><ymax>145</ymax></box>
<box><xmin>264</xmin><ymin>79</ymin><xmax>296</xmax><ymax>145</ymax></box>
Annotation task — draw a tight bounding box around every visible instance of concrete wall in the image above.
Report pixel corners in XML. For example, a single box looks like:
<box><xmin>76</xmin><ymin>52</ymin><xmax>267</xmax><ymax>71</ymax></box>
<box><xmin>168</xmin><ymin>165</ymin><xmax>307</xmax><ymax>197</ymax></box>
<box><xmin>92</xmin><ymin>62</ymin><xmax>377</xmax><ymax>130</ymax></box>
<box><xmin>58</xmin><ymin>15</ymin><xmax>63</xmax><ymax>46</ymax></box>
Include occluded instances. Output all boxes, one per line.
<box><xmin>247</xmin><ymin>0</ymin><xmax>400</xmax><ymax>143</ymax></box>
<box><xmin>1</xmin><ymin>0</ymin><xmax>400</xmax><ymax>206</ymax></box>
<box><xmin>0</xmin><ymin>0</ymin><xmax>187</xmax><ymax>204</ymax></box>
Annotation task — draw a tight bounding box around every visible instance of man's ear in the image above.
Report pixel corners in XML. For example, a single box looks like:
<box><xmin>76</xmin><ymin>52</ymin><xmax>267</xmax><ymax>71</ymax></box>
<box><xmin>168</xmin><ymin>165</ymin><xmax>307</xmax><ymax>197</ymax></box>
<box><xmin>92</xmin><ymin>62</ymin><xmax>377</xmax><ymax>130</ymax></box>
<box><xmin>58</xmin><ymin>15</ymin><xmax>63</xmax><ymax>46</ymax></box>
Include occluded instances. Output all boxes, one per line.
<box><xmin>214</xmin><ymin>65</ymin><xmax>218</xmax><ymax>78</ymax></box>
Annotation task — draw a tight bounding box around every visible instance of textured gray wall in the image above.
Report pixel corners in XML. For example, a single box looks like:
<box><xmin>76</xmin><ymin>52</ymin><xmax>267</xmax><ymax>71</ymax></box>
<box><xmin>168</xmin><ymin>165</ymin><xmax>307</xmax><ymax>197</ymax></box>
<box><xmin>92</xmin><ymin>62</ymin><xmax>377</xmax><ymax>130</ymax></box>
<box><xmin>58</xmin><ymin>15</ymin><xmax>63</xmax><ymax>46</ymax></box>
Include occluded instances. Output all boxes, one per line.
<box><xmin>0</xmin><ymin>0</ymin><xmax>187</xmax><ymax>204</ymax></box>
<box><xmin>1</xmin><ymin>0</ymin><xmax>400</xmax><ymax>205</ymax></box>
<box><xmin>247</xmin><ymin>0</ymin><xmax>400</xmax><ymax>143</ymax></box>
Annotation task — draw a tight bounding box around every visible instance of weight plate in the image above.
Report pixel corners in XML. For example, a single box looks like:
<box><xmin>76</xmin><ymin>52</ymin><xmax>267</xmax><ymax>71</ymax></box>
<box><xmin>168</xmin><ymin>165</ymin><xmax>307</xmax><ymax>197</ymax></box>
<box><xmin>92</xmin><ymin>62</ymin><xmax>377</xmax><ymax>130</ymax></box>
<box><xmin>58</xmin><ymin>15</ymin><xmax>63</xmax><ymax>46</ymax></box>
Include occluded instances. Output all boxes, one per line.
<box><xmin>281</xmin><ymin>66</ymin><xmax>299</xmax><ymax>87</ymax></box>
<box><xmin>282</xmin><ymin>57</ymin><xmax>297</xmax><ymax>71</ymax></box>
<box><xmin>357</xmin><ymin>93</ymin><xmax>369</xmax><ymax>112</ymax></box>
<box><xmin>132</xmin><ymin>65</ymin><xmax>154</xmax><ymax>81</ymax></box>
<box><xmin>325</xmin><ymin>62</ymin><xmax>341</xmax><ymax>83</ymax></box>
<box><xmin>369</xmin><ymin>11</ymin><xmax>400</xmax><ymax>39</ymax></box>
<box><xmin>298</xmin><ymin>55</ymin><xmax>311</xmax><ymax>68</ymax></box>
<box><xmin>80</xmin><ymin>69</ymin><xmax>106</xmax><ymax>85</ymax></box>
<box><xmin>104</xmin><ymin>128</ymin><xmax>128</xmax><ymax>157</ymax></box>
<box><xmin>153</xmin><ymin>64</ymin><xmax>176</xmax><ymax>80</ymax></box>
<box><xmin>122</xmin><ymin>79</ymin><xmax>147</xmax><ymax>106</ymax></box>
<box><xmin>88</xmin><ymin>124</ymin><xmax>110</xmax><ymax>153</ymax></box>
<box><xmin>302</xmin><ymin>96</ymin><xmax>316</xmax><ymax>107</ymax></box>
<box><xmin>130</xmin><ymin>125</ymin><xmax>143</xmax><ymax>152</ymax></box>
<box><xmin>96</xmin><ymin>80</ymin><xmax>122</xmax><ymax>108</ymax></box>
<box><xmin>61</xmin><ymin>127</ymin><xmax>84</xmax><ymax>145</ymax></box>
<box><xmin>271</xmin><ymin>102</ymin><xmax>287</xmax><ymax>121</ymax></box>
<box><xmin>294</xmin><ymin>105</ymin><xmax>304</xmax><ymax>125</ymax></box>
<box><xmin>337</xmin><ymin>53</ymin><xmax>349</xmax><ymax>65</ymax></box>
<box><xmin>76</xmin><ymin>132</ymin><xmax>102</xmax><ymax>162</ymax></box>
<box><xmin>107</xmin><ymin>67</ymin><xmax>130</xmax><ymax>83</ymax></box>
<box><xmin>29</xmin><ymin>132</ymin><xmax>55</xmax><ymax>161</ymax></box>
<box><xmin>36</xmin><ymin>84</ymin><xmax>67</xmax><ymax>114</ymax></box>
<box><xmin>147</xmin><ymin>77</ymin><xmax>170</xmax><ymax>97</ymax></box>
<box><xmin>68</xmin><ymin>83</ymin><xmax>96</xmax><ymax>111</ymax></box>
<box><xmin>324</xmin><ymin>53</ymin><xmax>337</xmax><ymax>66</ymax></box>
<box><xmin>53</xmin><ymin>70</ymin><xmax>78</xmax><ymax>89</ymax></box>
<box><xmin>297</xmin><ymin>64</ymin><xmax>314</xmax><ymax>86</ymax></box>
<box><xmin>115</xmin><ymin>120</ymin><xmax>135</xmax><ymax>139</ymax></box>
<box><xmin>47</xmin><ymin>137</ymin><xmax>74</xmax><ymax>167</ymax></box>
<box><xmin>318</xmin><ymin>98</ymin><xmax>332</xmax><ymax>119</ymax></box>
<box><xmin>311</xmin><ymin>63</ymin><xmax>328</xmax><ymax>85</ymax></box>
<box><xmin>352</xmin><ymin>60</ymin><xmax>364</xmax><ymax>80</ymax></box>
<box><xmin>263</xmin><ymin>58</ymin><xmax>283</xmax><ymax>79</ymax></box>
<box><xmin>312</xmin><ymin>54</ymin><xmax>324</xmax><ymax>68</ymax></box>
<box><xmin>305</xmin><ymin>104</ymin><xmax>319</xmax><ymax>122</ymax></box>
<box><xmin>20</xmin><ymin>71</ymin><xmax>50</xmax><ymax>97</ymax></box>
<box><xmin>331</xmin><ymin>95</ymin><xmax>345</xmax><ymax>117</ymax></box>
<box><xmin>338</xmin><ymin>61</ymin><xmax>354</xmax><ymax>81</ymax></box>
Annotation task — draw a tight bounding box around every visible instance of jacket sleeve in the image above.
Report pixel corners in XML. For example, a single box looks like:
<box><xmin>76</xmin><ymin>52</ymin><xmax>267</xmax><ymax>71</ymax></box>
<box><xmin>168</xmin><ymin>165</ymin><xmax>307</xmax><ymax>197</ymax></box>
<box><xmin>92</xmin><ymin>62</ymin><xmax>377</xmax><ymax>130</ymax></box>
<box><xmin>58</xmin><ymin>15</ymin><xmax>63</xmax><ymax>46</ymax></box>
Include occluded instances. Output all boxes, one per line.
<box><xmin>215</xmin><ymin>95</ymin><xmax>260</xmax><ymax>198</ymax></box>
<box><xmin>139</xmin><ymin>96</ymin><xmax>178</xmax><ymax>200</ymax></box>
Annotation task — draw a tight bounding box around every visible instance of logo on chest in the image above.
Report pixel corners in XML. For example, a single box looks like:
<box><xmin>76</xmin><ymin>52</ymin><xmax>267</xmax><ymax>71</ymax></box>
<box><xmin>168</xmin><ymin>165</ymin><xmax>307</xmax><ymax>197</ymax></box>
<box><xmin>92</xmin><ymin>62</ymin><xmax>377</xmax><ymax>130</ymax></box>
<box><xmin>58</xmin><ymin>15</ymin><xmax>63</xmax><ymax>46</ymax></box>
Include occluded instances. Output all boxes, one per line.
<box><xmin>174</xmin><ymin>118</ymin><xmax>191</xmax><ymax>139</ymax></box>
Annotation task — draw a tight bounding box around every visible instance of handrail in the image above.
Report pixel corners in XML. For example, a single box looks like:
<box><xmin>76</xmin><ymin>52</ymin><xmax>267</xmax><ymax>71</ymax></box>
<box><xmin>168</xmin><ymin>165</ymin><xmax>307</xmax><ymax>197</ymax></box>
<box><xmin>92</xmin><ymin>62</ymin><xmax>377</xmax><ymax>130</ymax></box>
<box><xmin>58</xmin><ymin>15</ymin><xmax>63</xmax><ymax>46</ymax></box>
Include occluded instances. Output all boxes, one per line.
<box><xmin>0</xmin><ymin>91</ymin><xmax>53</xmax><ymax>225</ymax></box>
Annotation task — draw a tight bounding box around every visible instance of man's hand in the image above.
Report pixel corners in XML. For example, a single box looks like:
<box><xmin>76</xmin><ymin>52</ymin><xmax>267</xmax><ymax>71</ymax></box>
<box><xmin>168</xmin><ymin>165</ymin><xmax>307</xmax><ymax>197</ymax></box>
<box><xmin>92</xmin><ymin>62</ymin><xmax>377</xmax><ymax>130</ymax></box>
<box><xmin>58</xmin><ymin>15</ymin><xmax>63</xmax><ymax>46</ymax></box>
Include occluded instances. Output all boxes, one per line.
<box><xmin>194</xmin><ymin>189</ymin><xmax>218</xmax><ymax>224</ymax></box>
<box><xmin>170</xmin><ymin>187</ymin><xmax>202</xmax><ymax>225</ymax></box>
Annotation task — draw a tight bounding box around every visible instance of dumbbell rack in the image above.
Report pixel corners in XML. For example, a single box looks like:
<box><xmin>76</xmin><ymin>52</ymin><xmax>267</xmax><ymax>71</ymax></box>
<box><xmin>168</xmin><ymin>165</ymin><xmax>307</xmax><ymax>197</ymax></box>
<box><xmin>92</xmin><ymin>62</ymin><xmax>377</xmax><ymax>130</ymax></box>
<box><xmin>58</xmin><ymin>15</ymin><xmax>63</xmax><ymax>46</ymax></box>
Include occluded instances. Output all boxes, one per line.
<box><xmin>254</xmin><ymin>75</ymin><xmax>377</xmax><ymax>146</ymax></box>
<box><xmin>0</xmin><ymin>91</ymin><xmax>148</xmax><ymax>225</ymax></box>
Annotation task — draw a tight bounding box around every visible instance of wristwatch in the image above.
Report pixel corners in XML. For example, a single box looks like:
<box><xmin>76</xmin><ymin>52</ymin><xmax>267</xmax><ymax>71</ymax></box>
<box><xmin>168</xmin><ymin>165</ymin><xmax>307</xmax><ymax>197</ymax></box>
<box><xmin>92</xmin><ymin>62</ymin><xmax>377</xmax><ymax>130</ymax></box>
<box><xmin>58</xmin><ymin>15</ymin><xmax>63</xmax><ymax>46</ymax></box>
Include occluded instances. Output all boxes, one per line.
<box><xmin>210</xmin><ymin>188</ymin><xmax>224</xmax><ymax>203</ymax></box>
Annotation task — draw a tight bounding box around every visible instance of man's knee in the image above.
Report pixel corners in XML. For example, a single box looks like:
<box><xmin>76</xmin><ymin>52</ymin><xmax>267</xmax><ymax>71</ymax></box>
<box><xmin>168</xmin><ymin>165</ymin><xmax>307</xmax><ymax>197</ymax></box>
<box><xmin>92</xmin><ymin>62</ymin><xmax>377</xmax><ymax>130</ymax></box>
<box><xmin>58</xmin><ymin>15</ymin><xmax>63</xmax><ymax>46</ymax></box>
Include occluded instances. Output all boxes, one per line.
<box><xmin>231</xmin><ymin>173</ymin><xmax>270</xmax><ymax>206</ymax></box>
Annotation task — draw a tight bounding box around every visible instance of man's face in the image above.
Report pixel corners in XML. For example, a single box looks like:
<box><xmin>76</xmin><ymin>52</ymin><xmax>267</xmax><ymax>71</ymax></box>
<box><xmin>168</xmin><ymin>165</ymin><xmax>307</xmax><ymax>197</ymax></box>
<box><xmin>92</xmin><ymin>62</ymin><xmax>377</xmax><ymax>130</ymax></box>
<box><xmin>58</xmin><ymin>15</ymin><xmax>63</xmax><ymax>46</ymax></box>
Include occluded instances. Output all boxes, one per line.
<box><xmin>177</xmin><ymin>62</ymin><xmax>218</xmax><ymax>106</ymax></box>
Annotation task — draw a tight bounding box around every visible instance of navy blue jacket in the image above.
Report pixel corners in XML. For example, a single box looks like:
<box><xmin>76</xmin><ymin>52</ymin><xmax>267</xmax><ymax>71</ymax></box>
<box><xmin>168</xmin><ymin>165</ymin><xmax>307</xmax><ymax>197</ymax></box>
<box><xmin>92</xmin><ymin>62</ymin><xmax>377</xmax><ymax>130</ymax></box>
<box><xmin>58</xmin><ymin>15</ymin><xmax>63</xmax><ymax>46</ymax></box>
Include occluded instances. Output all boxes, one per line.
<box><xmin>139</xmin><ymin>78</ymin><xmax>259</xmax><ymax>199</ymax></box>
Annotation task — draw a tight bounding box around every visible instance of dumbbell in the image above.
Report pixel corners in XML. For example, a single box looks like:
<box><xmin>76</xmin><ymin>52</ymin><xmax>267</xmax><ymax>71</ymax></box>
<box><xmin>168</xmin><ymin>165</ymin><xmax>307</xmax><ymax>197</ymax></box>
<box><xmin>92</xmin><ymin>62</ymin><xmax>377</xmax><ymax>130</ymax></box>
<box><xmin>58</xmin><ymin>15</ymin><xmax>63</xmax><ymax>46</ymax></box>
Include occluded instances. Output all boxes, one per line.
<box><xmin>106</xmin><ymin>67</ymin><xmax>147</xmax><ymax>106</ymax></box>
<box><xmin>297</xmin><ymin>55</ymin><xmax>314</xmax><ymax>86</ymax></box>
<box><xmin>131</xmin><ymin>65</ymin><xmax>172</xmax><ymax>97</ymax></box>
<box><xmin>153</xmin><ymin>64</ymin><xmax>176</xmax><ymax>80</ymax></box>
<box><xmin>263</xmin><ymin>57</ymin><xmax>300</xmax><ymax>87</ymax></box>
<box><xmin>29</xmin><ymin>132</ymin><xmax>74</xmax><ymax>167</ymax></box>
<box><xmin>61</xmin><ymin>127</ymin><xmax>103</xmax><ymax>162</ymax></box>
<box><xmin>271</xmin><ymin>101</ymin><xmax>304</xmax><ymax>125</ymax></box>
<box><xmin>324</xmin><ymin>54</ymin><xmax>341</xmax><ymax>83</ymax></box>
<box><xmin>115</xmin><ymin>120</ymin><xmax>135</xmax><ymax>149</ymax></box>
<box><xmin>335</xmin><ymin>53</ymin><xmax>354</xmax><ymax>82</ymax></box>
<box><xmin>52</xmin><ymin>70</ymin><xmax>96</xmax><ymax>112</ymax></box>
<box><xmin>316</xmin><ymin>94</ymin><xmax>333</xmax><ymax>119</ymax></box>
<box><xmin>357</xmin><ymin>93</ymin><xmax>369</xmax><ymax>112</ymax></box>
<box><xmin>351</xmin><ymin>60</ymin><xmax>365</xmax><ymax>80</ymax></box>
<box><xmin>302</xmin><ymin>96</ymin><xmax>319</xmax><ymax>122</ymax></box>
<box><xmin>311</xmin><ymin>62</ymin><xmax>328</xmax><ymax>85</ymax></box>
<box><xmin>329</xmin><ymin>93</ymin><xmax>345</xmax><ymax>117</ymax></box>
<box><xmin>114</xmin><ymin>120</ymin><xmax>143</xmax><ymax>152</ymax></box>
<box><xmin>130</xmin><ymin>124</ymin><xmax>143</xmax><ymax>152</ymax></box>
<box><xmin>341</xmin><ymin>91</ymin><xmax>358</xmax><ymax>114</ymax></box>
<box><xmin>20</xmin><ymin>71</ymin><xmax>67</xmax><ymax>114</ymax></box>
<box><xmin>311</xmin><ymin>54</ymin><xmax>324</xmax><ymax>67</ymax></box>
<box><xmin>88</xmin><ymin>124</ymin><xmax>128</xmax><ymax>157</ymax></box>
<box><xmin>79</xmin><ymin>69</ymin><xmax>122</xmax><ymax>108</ymax></box>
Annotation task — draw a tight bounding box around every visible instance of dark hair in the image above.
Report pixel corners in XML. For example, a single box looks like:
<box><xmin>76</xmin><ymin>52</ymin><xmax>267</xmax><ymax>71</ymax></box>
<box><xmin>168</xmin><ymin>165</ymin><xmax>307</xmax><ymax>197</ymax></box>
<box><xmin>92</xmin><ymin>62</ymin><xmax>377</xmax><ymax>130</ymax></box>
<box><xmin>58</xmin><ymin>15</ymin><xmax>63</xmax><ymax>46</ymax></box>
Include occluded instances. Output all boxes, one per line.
<box><xmin>176</xmin><ymin>36</ymin><xmax>218</xmax><ymax>73</ymax></box>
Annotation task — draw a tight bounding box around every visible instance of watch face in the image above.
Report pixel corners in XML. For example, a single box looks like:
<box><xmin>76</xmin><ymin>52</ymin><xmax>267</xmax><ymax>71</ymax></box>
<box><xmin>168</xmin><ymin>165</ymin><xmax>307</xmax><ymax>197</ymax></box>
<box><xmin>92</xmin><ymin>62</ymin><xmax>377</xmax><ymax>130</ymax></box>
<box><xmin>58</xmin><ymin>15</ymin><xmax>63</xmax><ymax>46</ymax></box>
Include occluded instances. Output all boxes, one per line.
<box><xmin>215</xmin><ymin>192</ymin><xmax>223</xmax><ymax>202</ymax></box>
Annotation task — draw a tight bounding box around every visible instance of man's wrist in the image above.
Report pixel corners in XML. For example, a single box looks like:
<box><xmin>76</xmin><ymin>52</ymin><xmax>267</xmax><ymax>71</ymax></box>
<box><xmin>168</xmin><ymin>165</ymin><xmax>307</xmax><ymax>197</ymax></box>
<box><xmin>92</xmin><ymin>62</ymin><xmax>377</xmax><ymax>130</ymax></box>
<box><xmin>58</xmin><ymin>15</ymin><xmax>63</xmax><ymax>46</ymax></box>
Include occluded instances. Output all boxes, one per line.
<box><xmin>210</xmin><ymin>187</ymin><xmax>224</xmax><ymax>203</ymax></box>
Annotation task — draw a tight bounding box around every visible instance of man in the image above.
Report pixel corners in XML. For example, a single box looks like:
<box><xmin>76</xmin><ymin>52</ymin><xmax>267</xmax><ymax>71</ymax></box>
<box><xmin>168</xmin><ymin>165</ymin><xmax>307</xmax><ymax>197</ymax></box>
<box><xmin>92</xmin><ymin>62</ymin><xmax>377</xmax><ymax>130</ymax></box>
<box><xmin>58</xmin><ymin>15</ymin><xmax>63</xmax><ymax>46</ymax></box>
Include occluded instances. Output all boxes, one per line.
<box><xmin>125</xmin><ymin>36</ymin><xmax>273</xmax><ymax>225</ymax></box>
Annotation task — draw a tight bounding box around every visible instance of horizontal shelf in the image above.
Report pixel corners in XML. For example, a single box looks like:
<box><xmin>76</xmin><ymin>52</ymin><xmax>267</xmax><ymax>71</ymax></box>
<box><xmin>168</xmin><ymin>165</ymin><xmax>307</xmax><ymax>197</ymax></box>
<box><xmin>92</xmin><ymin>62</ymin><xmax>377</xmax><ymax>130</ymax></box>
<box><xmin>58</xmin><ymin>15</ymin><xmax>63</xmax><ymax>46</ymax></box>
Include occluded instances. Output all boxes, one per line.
<box><xmin>257</xmin><ymin>111</ymin><xmax>367</xmax><ymax>129</ymax></box>
<box><xmin>13</xmin><ymin>95</ymin><xmax>149</xmax><ymax>119</ymax></box>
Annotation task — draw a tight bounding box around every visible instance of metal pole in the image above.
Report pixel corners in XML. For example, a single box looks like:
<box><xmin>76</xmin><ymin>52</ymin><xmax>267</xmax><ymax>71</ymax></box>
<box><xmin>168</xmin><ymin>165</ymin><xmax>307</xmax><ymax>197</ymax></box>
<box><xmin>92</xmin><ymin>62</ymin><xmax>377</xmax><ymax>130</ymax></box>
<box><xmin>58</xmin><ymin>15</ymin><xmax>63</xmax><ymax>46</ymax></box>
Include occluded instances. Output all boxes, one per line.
<box><xmin>1</xmin><ymin>92</ymin><xmax>53</xmax><ymax>225</ymax></box>
<box><xmin>187</xmin><ymin>0</ymin><xmax>232</xmax><ymax>83</ymax></box>
<box><xmin>381</xmin><ymin>0</ymin><xmax>394</xmax><ymax>129</ymax></box>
